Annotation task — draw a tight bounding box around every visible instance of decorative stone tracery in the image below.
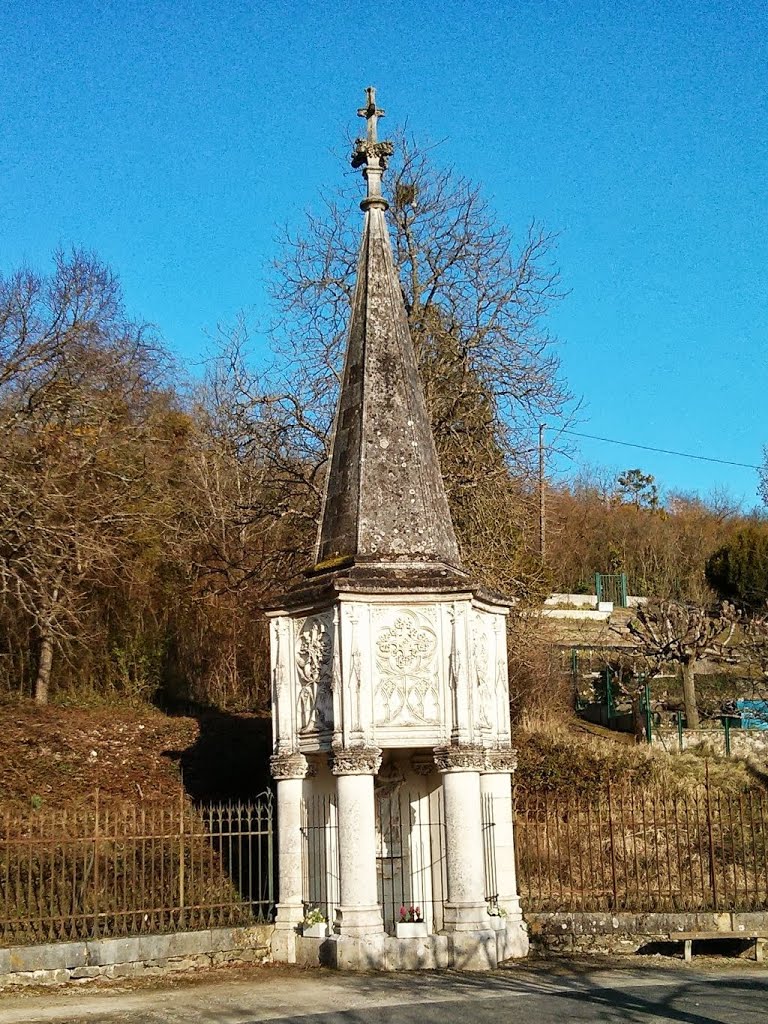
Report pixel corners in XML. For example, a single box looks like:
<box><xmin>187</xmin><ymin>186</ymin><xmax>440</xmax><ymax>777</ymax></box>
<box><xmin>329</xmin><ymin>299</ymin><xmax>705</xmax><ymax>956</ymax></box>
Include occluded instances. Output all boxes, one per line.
<box><xmin>374</xmin><ymin>608</ymin><xmax>439</xmax><ymax>726</ymax></box>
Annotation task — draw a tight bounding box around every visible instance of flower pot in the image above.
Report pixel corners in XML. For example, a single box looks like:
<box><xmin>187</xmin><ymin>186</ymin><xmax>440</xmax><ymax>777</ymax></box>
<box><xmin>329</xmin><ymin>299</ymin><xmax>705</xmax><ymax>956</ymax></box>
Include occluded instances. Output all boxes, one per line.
<box><xmin>302</xmin><ymin>922</ymin><xmax>328</xmax><ymax>938</ymax></box>
<box><xmin>395</xmin><ymin>921</ymin><xmax>428</xmax><ymax>939</ymax></box>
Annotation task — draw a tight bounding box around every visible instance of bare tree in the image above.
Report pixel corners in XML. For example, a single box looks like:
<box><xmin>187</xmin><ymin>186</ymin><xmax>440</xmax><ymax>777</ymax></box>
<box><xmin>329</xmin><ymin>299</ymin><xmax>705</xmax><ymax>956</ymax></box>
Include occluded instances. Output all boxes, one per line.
<box><xmin>271</xmin><ymin>135</ymin><xmax>570</xmax><ymax>471</ymax></box>
<box><xmin>626</xmin><ymin>601</ymin><xmax>737</xmax><ymax>729</ymax></box>
<box><xmin>0</xmin><ymin>250</ymin><xmax>171</xmax><ymax>703</ymax></box>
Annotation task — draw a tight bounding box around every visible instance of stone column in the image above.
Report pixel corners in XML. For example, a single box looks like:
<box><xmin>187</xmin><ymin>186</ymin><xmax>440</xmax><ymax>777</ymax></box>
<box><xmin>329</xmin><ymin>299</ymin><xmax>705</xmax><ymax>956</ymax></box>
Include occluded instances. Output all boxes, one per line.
<box><xmin>434</xmin><ymin>744</ymin><xmax>489</xmax><ymax>931</ymax></box>
<box><xmin>332</xmin><ymin>746</ymin><xmax>384</xmax><ymax>937</ymax></box>
<box><xmin>270</xmin><ymin>751</ymin><xmax>308</xmax><ymax>963</ymax></box>
<box><xmin>480</xmin><ymin>748</ymin><xmax>522</xmax><ymax>918</ymax></box>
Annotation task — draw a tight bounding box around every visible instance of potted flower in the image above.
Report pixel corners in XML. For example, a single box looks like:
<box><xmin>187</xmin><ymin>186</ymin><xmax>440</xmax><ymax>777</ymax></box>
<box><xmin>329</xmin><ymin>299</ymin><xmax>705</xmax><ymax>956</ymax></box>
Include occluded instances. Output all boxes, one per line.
<box><xmin>487</xmin><ymin>902</ymin><xmax>507</xmax><ymax>929</ymax></box>
<box><xmin>301</xmin><ymin>906</ymin><xmax>328</xmax><ymax>938</ymax></box>
<box><xmin>395</xmin><ymin>904</ymin><xmax>427</xmax><ymax>938</ymax></box>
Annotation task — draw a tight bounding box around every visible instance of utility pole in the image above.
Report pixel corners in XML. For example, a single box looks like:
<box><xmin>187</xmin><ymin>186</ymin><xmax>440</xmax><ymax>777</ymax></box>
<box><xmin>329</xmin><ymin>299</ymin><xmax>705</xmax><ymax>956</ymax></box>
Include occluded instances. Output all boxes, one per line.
<box><xmin>538</xmin><ymin>423</ymin><xmax>546</xmax><ymax>561</ymax></box>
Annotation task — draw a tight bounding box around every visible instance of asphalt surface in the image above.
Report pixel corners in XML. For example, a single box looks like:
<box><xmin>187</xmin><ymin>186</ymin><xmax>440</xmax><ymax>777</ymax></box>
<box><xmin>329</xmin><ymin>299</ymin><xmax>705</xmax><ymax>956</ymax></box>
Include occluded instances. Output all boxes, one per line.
<box><xmin>0</xmin><ymin>959</ymin><xmax>766</xmax><ymax>1024</ymax></box>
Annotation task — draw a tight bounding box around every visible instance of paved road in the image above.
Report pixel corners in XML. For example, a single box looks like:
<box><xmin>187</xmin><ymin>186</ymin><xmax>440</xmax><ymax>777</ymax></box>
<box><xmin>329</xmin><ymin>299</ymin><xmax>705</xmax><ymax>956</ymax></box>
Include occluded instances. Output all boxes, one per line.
<box><xmin>0</xmin><ymin>961</ymin><xmax>766</xmax><ymax>1024</ymax></box>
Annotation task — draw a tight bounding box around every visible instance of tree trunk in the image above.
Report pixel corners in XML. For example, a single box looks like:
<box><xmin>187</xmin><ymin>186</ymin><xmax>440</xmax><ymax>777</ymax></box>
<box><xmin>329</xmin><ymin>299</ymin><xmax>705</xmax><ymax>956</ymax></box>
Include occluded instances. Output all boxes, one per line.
<box><xmin>681</xmin><ymin>658</ymin><xmax>699</xmax><ymax>729</ymax></box>
<box><xmin>631</xmin><ymin>687</ymin><xmax>646</xmax><ymax>744</ymax></box>
<box><xmin>34</xmin><ymin>630</ymin><xmax>54</xmax><ymax>705</ymax></box>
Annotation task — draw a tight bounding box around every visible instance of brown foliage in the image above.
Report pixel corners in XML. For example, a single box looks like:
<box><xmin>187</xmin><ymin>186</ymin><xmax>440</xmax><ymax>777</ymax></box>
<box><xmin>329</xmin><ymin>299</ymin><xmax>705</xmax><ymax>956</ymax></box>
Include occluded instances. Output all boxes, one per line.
<box><xmin>545</xmin><ymin>468</ymin><xmax>754</xmax><ymax>602</ymax></box>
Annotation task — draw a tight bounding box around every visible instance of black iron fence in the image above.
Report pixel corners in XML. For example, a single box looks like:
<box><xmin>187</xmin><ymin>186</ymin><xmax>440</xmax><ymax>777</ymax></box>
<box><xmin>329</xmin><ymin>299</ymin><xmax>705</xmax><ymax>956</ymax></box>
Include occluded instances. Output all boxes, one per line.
<box><xmin>0</xmin><ymin>792</ymin><xmax>274</xmax><ymax>946</ymax></box>
<box><xmin>515</xmin><ymin>776</ymin><xmax>768</xmax><ymax>914</ymax></box>
<box><xmin>11</xmin><ymin>774</ymin><xmax>768</xmax><ymax>947</ymax></box>
<box><xmin>375</xmin><ymin>789</ymin><xmax>448</xmax><ymax>933</ymax></box>
<box><xmin>301</xmin><ymin>792</ymin><xmax>340</xmax><ymax>925</ymax></box>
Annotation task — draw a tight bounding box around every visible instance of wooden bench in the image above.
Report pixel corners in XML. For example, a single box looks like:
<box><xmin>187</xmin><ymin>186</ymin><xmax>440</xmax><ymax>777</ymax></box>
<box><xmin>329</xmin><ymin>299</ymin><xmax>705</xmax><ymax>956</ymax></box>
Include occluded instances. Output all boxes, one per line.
<box><xmin>673</xmin><ymin>932</ymin><xmax>767</xmax><ymax>963</ymax></box>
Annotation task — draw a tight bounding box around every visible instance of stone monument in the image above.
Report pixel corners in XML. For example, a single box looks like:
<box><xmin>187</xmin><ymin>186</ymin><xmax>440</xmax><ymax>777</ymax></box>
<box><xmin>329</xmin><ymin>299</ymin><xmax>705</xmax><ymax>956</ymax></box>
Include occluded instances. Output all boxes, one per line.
<box><xmin>267</xmin><ymin>87</ymin><xmax>528</xmax><ymax>971</ymax></box>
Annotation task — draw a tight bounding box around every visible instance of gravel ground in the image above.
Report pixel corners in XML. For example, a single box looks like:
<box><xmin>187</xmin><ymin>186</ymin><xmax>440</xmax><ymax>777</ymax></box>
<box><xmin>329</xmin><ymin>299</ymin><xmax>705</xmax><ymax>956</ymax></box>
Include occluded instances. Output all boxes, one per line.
<box><xmin>0</xmin><ymin>956</ymin><xmax>766</xmax><ymax>1024</ymax></box>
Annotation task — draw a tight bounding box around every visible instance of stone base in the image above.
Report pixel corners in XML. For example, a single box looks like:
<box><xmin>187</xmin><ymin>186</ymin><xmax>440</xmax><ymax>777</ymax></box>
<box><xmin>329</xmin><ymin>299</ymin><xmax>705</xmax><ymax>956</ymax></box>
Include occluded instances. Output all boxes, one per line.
<box><xmin>270</xmin><ymin>928</ymin><xmax>298</xmax><ymax>965</ymax></box>
<box><xmin>282</xmin><ymin>926</ymin><xmax>525</xmax><ymax>972</ymax></box>
<box><xmin>444</xmin><ymin>929</ymin><xmax>499</xmax><ymax>971</ymax></box>
<box><xmin>333</xmin><ymin>904</ymin><xmax>384</xmax><ymax>937</ymax></box>
<box><xmin>317</xmin><ymin>934</ymin><xmax>388</xmax><ymax>971</ymax></box>
<box><xmin>495</xmin><ymin>919</ymin><xmax>529</xmax><ymax>962</ymax></box>
<box><xmin>442</xmin><ymin>901</ymin><xmax>490</xmax><ymax>932</ymax></box>
<box><xmin>385</xmin><ymin>934</ymin><xmax>449</xmax><ymax>971</ymax></box>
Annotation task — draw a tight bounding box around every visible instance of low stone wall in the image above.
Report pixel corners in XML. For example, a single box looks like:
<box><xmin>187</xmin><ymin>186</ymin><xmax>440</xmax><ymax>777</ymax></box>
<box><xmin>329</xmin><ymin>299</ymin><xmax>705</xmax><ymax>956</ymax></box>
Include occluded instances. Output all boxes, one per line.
<box><xmin>541</xmin><ymin>609</ymin><xmax>610</xmax><ymax>621</ymax></box>
<box><xmin>527</xmin><ymin>911</ymin><xmax>768</xmax><ymax>955</ymax></box>
<box><xmin>0</xmin><ymin>925</ymin><xmax>274</xmax><ymax>988</ymax></box>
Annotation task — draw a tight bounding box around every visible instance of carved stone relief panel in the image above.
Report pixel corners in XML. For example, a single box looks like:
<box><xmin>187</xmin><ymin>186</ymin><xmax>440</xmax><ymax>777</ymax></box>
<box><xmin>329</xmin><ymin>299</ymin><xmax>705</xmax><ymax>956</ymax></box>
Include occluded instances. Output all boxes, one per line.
<box><xmin>493</xmin><ymin>612</ymin><xmax>512</xmax><ymax>740</ymax></box>
<box><xmin>373</xmin><ymin>607</ymin><xmax>440</xmax><ymax>726</ymax></box>
<box><xmin>345</xmin><ymin>604</ymin><xmax>365</xmax><ymax>738</ymax></box>
<box><xmin>295</xmin><ymin>613</ymin><xmax>334</xmax><ymax>734</ymax></box>
<box><xmin>472</xmin><ymin>612</ymin><xmax>495</xmax><ymax>734</ymax></box>
<box><xmin>270</xmin><ymin>616</ymin><xmax>294</xmax><ymax>753</ymax></box>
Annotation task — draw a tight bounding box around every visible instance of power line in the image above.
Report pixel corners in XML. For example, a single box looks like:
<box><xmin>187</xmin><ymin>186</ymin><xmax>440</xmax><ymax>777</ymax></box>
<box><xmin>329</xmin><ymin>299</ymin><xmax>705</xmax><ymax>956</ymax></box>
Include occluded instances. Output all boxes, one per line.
<box><xmin>559</xmin><ymin>429</ymin><xmax>761</xmax><ymax>471</ymax></box>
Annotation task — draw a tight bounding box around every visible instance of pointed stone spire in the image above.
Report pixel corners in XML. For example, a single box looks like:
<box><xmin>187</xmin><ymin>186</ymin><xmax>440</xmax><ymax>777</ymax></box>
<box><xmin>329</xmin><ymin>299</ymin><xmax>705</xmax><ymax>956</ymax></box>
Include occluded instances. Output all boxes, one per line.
<box><xmin>313</xmin><ymin>88</ymin><xmax>464</xmax><ymax>575</ymax></box>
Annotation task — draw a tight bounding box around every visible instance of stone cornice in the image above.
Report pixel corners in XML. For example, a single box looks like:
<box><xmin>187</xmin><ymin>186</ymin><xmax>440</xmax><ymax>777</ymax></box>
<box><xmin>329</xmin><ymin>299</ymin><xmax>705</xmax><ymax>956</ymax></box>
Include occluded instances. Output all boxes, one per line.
<box><xmin>331</xmin><ymin>746</ymin><xmax>383</xmax><ymax>776</ymax></box>
<box><xmin>433</xmin><ymin>743</ymin><xmax>487</xmax><ymax>773</ymax></box>
<box><xmin>270</xmin><ymin>752</ymin><xmax>309</xmax><ymax>781</ymax></box>
<box><xmin>264</xmin><ymin>568</ymin><xmax>511</xmax><ymax>616</ymax></box>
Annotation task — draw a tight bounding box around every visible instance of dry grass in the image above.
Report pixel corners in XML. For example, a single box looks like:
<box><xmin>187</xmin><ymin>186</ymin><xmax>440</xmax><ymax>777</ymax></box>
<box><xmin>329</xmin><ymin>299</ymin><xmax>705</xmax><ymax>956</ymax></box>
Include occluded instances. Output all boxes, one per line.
<box><xmin>513</xmin><ymin>713</ymin><xmax>767</xmax><ymax>800</ymax></box>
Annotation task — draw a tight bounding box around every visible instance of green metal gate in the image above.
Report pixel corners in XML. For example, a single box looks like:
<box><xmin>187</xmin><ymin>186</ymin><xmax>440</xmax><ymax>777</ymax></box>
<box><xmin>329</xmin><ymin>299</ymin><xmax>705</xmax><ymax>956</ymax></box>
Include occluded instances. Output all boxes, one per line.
<box><xmin>594</xmin><ymin>572</ymin><xmax>628</xmax><ymax>607</ymax></box>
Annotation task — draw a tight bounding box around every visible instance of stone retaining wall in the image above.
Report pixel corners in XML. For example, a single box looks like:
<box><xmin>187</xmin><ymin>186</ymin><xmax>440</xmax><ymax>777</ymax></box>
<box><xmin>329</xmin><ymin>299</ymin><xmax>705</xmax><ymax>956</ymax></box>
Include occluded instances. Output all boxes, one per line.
<box><xmin>0</xmin><ymin>925</ymin><xmax>274</xmax><ymax>988</ymax></box>
<box><xmin>527</xmin><ymin>912</ymin><xmax>768</xmax><ymax>955</ymax></box>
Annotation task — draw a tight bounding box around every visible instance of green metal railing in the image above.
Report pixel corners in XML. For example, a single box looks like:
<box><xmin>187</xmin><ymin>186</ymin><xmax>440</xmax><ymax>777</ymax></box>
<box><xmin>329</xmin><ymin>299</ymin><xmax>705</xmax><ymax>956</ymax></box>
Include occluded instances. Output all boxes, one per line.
<box><xmin>594</xmin><ymin>572</ymin><xmax>628</xmax><ymax>607</ymax></box>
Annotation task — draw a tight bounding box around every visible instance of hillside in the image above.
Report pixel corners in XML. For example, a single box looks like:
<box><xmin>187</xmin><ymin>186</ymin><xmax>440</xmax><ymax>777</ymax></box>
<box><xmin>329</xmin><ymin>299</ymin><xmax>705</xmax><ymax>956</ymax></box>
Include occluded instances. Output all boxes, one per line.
<box><xmin>0</xmin><ymin>700</ymin><xmax>273</xmax><ymax>810</ymax></box>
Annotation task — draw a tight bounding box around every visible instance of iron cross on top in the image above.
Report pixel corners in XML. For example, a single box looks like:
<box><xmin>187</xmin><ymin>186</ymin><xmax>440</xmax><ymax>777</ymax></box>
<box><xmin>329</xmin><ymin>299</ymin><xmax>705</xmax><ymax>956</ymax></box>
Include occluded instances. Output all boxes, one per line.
<box><xmin>357</xmin><ymin>87</ymin><xmax>385</xmax><ymax>143</ymax></box>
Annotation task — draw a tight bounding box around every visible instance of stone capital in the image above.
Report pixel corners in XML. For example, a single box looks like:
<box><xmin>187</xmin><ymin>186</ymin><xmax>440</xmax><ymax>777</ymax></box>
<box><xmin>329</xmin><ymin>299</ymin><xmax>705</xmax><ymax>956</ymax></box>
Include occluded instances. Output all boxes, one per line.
<box><xmin>331</xmin><ymin>746</ymin><xmax>383</xmax><ymax>776</ymax></box>
<box><xmin>433</xmin><ymin>743</ymin><xmax>487</xmax><ymax>773</ymax></box>
<box><xmin>484</xmin><ymin>747</ymin><xmax>518</xmax><ymax>774</ymax></box>
<box><xmin>270</xmin><ymin>752</ymin><xmax>309</xmax><ymax>781</ymax></box>
<box><xmin>351</xmin><ymin>138</ymin><xmax>395</xmax><ymax>170</ymax></box>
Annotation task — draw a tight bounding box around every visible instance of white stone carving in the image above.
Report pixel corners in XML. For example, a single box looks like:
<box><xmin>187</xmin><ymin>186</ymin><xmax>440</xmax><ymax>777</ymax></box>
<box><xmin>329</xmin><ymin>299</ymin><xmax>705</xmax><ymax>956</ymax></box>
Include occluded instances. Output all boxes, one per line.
<box><xmin>374</xmin><ymin>759</ymin><xmax>405</xmax><ymax>795</ymax></box>
<box><xmin>270</xmin><ymin>752</ymin><xmax>309</xmax><ymax>780</ymax></box>
<box><xmin>331</xmin><ymin>607</ymin><xmax>342</xmax><ymax>693</ymax></box>
<box><xmin>472</xmin><ymin>615</ymin><xmax>494</xmax><ymax>731</ymax></box>
<box><xmin>331</xmin><ymin>746</ymin><xmax>383</xmax><ymax>775</ymax></box>
<box><xmin>374</xmin><ymin>609</ymin><xmax>439</xmax><ymax>725</ymax></box>
<box><xmin>348</xmin><ymin>606</ymin><xmax>364</xmax><ymax>736</ymax></box>
<box><xmin>484</xmin><ymin>747</ymin><xmax>518</xmax><ymax>774</ymax></box>
<box><xmin>296</xmin><ymin>615</ymin><xmax>334</xmax><ymax>733</ymax></box>
<box><xmin>433</xmin><ymin>743</ymin><xmax>487</xmax><ymax>772</ymax></box>
<box><xmin>271</xmin><ymin>618</ymin><xmax>293</xmax><ymax>754</ymax></box>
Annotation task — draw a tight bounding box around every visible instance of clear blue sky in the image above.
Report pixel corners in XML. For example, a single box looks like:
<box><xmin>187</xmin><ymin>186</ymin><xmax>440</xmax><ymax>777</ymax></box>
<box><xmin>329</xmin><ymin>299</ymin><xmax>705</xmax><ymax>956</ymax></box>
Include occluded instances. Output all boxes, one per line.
<box><xmin>2</xmin><ymin>1</ymin><xmax>766</xmax><ymax>507</ymax></box>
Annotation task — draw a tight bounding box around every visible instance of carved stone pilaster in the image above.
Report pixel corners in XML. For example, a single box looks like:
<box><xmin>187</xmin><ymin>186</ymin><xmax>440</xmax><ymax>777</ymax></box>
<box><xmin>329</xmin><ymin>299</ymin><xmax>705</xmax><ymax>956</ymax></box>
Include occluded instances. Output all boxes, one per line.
<box><xmin>270</xmin><ymin>752</ymin><xmax>309</xmax><ymax>781</ymax></box>
<box><xmin>433</xmin><ymin>743</ymin><xmax>486</xmax><ymax>773</ymax></box>
<box><xmin>331</xmin><ymin>746</ymin><xmax>383</xmax><ymax>776</ymax></box>
<box><xmin>484</xmin><ymin>747</ymin><xmax>518</xmax><ymax>774</ymax></box>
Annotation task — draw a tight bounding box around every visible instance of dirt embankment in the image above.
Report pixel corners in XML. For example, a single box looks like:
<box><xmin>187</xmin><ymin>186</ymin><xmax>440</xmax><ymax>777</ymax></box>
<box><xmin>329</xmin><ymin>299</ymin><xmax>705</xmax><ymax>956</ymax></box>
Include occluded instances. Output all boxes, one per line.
<box><xmin>0</xmin><ymin>701</ymin><xmax>273</xmax><ymax>810</ymax></box>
